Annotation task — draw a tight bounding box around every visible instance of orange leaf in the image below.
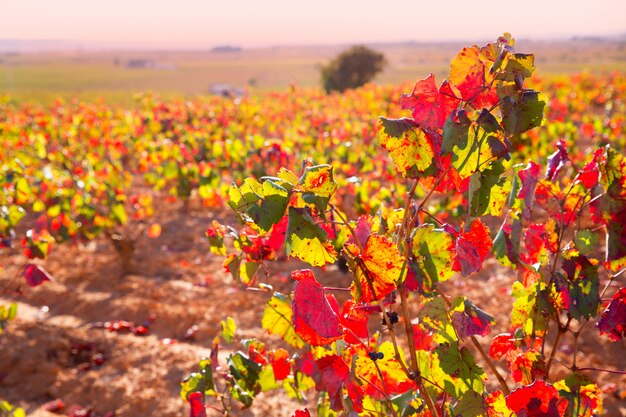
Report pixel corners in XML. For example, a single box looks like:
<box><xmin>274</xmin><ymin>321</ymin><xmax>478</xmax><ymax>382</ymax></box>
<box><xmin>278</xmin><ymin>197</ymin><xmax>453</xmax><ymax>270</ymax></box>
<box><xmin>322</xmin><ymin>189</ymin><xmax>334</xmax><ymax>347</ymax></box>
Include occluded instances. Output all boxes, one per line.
<box><xmin>346</xmin><ymin>233</ymin><xmax>404</xmax><ymax>303</ymax></box>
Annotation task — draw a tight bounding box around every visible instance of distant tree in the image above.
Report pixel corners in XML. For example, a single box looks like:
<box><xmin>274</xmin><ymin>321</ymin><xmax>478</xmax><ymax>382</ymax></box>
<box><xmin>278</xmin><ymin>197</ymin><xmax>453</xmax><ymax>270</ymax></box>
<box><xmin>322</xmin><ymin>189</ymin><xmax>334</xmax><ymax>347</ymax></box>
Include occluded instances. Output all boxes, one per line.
<box><xmin>321</xmin><ymin>45</ymin><xmax>387</xmax><ymax>93</ymax></box>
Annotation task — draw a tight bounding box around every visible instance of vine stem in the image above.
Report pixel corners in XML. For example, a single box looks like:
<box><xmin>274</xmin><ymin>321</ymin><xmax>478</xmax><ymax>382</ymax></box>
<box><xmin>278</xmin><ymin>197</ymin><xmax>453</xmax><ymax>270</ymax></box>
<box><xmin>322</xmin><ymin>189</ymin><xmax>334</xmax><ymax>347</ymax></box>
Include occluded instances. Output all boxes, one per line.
<box><xmin>545</xmin><ymin>316</ymin><xmax>572</xmax><ymax>378</ymax></box>
<box><xmin>378</xmin><ymin>300</ymin><xmax>412</xmax><ymax>378</ymax></box>
<box><xmin>437</xmin><ymin>286</ymin><xmax>511</xmax><ymax>395</ymax></box>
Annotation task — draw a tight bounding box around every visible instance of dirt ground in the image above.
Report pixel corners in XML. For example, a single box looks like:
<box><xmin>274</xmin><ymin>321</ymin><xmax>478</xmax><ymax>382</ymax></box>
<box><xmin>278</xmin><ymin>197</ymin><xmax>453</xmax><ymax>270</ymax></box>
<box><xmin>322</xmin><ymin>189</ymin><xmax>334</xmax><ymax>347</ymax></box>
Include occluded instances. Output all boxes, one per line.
<box><xmin>1</xmin><ymin>198</ymin><xmax>625</xmax><ymax>416</ymax></box>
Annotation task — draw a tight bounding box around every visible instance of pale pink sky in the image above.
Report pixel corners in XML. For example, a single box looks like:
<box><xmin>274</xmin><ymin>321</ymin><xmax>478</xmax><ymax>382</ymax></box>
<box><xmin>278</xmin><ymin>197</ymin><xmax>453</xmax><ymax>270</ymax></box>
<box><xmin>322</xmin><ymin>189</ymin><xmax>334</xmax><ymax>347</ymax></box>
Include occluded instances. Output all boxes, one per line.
<box><xmin>3</xmin><ymin>0</ymin><xmax>625</xmax><ymax>48</ymax></box>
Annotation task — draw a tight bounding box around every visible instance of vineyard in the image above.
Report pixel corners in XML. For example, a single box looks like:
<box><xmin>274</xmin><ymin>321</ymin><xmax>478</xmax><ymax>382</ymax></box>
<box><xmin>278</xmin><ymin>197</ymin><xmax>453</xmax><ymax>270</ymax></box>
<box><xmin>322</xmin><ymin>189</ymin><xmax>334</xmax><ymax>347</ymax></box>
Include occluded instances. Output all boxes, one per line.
<box><xmin>1</xmin><ymin>35</ymin><xmax>626</xmax><ymax>417</ymax></box>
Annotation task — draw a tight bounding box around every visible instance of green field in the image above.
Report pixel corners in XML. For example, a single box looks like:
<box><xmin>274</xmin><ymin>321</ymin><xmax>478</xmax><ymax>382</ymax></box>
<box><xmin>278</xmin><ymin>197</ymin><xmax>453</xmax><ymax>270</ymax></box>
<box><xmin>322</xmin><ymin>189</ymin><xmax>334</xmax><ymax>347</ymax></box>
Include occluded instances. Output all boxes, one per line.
<box><xmin>1</xmin><ymin>38</ymin><xmax>625</xmax><ymax>104</ymax></box>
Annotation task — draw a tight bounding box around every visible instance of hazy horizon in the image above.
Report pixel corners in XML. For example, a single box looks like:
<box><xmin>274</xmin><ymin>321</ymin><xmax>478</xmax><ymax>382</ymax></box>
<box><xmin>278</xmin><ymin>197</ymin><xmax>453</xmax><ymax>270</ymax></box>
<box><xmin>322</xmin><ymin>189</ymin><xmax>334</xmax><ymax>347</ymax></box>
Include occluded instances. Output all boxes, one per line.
<box><xmin>3</xmin><ymin>0</ymin><xmax>625</xmax><ymax>51</ymax></box>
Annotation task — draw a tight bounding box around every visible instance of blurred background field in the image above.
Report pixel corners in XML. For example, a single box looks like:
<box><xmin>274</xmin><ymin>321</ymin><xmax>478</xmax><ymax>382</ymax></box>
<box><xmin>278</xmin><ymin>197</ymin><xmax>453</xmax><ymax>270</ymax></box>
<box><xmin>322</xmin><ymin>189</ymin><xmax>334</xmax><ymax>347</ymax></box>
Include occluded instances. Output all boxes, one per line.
<box><xmin>2</xmin><ymin>38</ymin><xmax>625</xmax><ymax>104</ymax></box>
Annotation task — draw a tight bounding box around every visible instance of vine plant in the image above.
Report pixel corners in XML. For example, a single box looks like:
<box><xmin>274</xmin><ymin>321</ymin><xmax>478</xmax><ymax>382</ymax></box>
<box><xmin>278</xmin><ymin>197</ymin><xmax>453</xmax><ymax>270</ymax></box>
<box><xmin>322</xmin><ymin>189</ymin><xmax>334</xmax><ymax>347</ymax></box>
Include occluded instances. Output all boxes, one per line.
<box><xmin>183</xmin><ymin>35</ymin><xmax>626</xmax><ymax>416</ymax></box>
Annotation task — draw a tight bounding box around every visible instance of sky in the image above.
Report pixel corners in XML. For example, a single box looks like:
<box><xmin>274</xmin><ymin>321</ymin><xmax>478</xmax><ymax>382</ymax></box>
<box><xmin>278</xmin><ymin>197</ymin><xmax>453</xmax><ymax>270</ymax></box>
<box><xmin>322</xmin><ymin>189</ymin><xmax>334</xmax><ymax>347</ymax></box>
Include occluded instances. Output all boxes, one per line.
<box><xmin>3</xmin><ymin>0</ymin><xmax>625</xmax><ymax>49</ymax></box>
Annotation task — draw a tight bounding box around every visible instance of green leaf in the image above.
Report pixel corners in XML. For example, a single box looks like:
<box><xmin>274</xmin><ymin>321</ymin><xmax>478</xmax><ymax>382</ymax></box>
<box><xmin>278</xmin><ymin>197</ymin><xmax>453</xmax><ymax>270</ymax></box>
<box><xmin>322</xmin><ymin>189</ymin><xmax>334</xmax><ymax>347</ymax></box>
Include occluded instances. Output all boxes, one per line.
<box><xmin>454</xmin><ymin>390</ymin><xmax>486</xmax><ymax>417</ymax></box>
<box><xmin>258</xmin><ymin>365</ymin><xmax>281</xmax><ymax>392</ymax></box>
<box><xmin>500</xmin><ymin>90</ymin><xmax>545</xmax><ymax>135</ymax></box>
<box><xmin>221</xmin><ymin>316</ymin><xmax>237</xmax><ymax>343</ymax></box>
<box><xmin>228</xmin><ymin>178</ymin><xmax>289</xmax><ymax>232</ymax></box>
<box><xmin>285</xmin><ymin>206</ymin><xmax>336</xmax><ymax>267</ymax></box>
<box><xmin>180</xmin><ymin>357</ymin><xmax>215</xmax><ymax>400</ymax></box>
<box><xmin>469</xmin><ymin>161</ymin><xmax>511</xmax><ymax>217</ymax></box>
<box><xmin>574</xmin><ymin>230</ymin><xmax>598</xmax><ymax>257</ymax></box>
<box><xmin>227</xmin><ymin>351</ymin><xmax>262</xmax><ymax>408</ymax></box>
<box><xmin>498</xmin><ymin>53</ymin><xmax>535</xmax><ymax>82</ymax></box>
<box><xmin>411</xmin><ymin>224</ymin><xmax>456</xmax><ymax>289</ymax></box>
<box><xmin>418</xmin><ymin>296</ymin><xmax>456</xmax><ymax>344</ymax></box>
<box><xmin>442</xmin><ymin>109</ymin><xmax>509</xmax><ymax>179</ymax></box>
<box><xmin>436</xmin><ymin>342</ymin><xmax>486</xmax><ymax>396</ymax></box>
<box><xmin>378</xmin><ymin>117</ymin><xmax>437</xmax><ymax>179</ymax></box>
<box><xmin>556</xmin><ymin>255</ymin><xmax>600</xmax><ymax>320</ymax></box>
<box><xmin>262</xmin><ymin>293</ymin><xmax>304</xmax><ymax>349</ymax></box>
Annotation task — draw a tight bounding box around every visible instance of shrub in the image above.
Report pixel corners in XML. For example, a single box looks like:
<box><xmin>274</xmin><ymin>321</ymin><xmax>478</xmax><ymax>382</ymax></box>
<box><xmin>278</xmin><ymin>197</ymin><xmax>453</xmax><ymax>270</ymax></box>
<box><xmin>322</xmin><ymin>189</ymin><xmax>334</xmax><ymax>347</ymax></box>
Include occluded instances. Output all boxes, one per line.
<box><xmin>321</xmin><ymin>45</ymin><xmax>386</xmax><ymax>93</ymax></box>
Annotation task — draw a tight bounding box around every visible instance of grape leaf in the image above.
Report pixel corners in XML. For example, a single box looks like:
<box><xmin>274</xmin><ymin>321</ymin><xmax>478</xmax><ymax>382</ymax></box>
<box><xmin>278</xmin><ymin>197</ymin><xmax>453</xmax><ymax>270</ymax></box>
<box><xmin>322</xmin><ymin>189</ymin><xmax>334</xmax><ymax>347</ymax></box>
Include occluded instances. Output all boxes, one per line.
<box><xmin>469</xmin><ymin>161</ymin><xmax>511</xmax><ymax>217</ymax></box>
<box><xmin>400</xmin><ymin>73</ymin><xmax>460</xmax><ymax>131</ymax></box>
<box><xmin>270</xmin><ymin>348</ymin><xmax>291</xmax><ymax>381</ymax></box>
<box><xmin>262</xmin><ymin>293</ymin><xmax>304</xmax><ymax>349</ymax></box>
<box><xmin>181</xmin><ymin>358</ymin><xmax>215</xmax><ymax>400</ymax></box>
<box><xmin>500</xmin><ymin>89</ymin><xmax>545</xmax><ymax>135</ymax></box>
<box><xmin>378</xmin><ymin>117</ymin><xmax>438</xmax><ymax>179</ymax></box>
<box><xmin>598</xmin><ymin>147</ymin><xmax>626</xmax><ymax>272</ymax></box>
<box><xmin>292</xmin><ymin>269</ymin><xmax>343</xmax><ymax>346</ymax></box>
<box><xmin>449</xmin><ymin>45</ymin><xmax>498</xmax><ymax>109</ymax></box>
<box><xmin>506</xmin><ymin>380</ymin><xmax>567</xmax><ymax>417</ymax></box>
<box><xmin>296</xmin><ymin>164</ymin><xmax>338</xmax><ymax>199</ymax></box>
<box><xmin>489</xmin><ymin>333</ymin><xmax>516</xmax><ymax>360</ymax></box>
<box><xmin>227</xmin><ymin>351</ymin><xmax>262</xmax><ymax>407</ymax></box>
<box><xmin>352</xmin><ymin>341</ymin><xmax>414</xmax><ymax>398</ymax></box>
<box><xmin>442</xmin><ymin>109</ymin><xmax>509</xmax><ymax>180</ymax></box>
<box><xmin>450</xmin><ymin>297</ymin><xmax>495</xmax><ymax>339</ymax></box>
<box><xmin>410</xmin><ymin>224</ymin><xmax>456</xmax><ymax>290</ymax></box>
<box><xmin>220</xmin><ymin>316</ymin><xmax>236</xmax><ymax>343</ymax></box>
<box><xmin>295</xmin><ymin>165</ymin><xmax>338</xmax><ymax>215</ymax></box>
<box><xmin>228</xmin><ymin>178</ymin><xmax>289</xmax><ymax>232</ymax></box>
<box><xmin>510</xmin><ymin>349</ymin><xmax>546</xmax><ymax>384</ymax></box>
<box><xmin>517</xmin><ymin>161</ymin><xmax>541</xmax><ymax>222</ymax></box>
<box><xmin>345</xmin><ymin>233</ymin><xmax>404</xmax><ymax>303</ymax></box>
<box><xmin>291</xmin><ymin>409</ymin><xmax>311</xmax><ymax>417</ymax></box>
<box><xmin>485</xmin><ymin>390</ymin><xmax>513</xmax><ymax>417</ymax></box>
<box><xmin>545</xmin><ymin>140</ymin><xmax>569</xmax><ymax>181</ymax></box>
<box><xmin>22</xmin><ymin>263</ymin><xmax>53</xmax><ymax>287</ymax></box>
<box><xmin>451</xmin><ymin>219</ymin><xmax>493</xmax><ymax>276</ymax></box>
<box><xmin>597</xmin><ymin>287</ymin><xmax>626</xmax><ymax>341</ymax></box>
<box><xmin>286</xmin><ymin>207</ymin><xmax>337</xmax><ymax>267</ymax></box>
<box><xmin>339</xmin><ymin>300</ymin><xmax>369</xmax><ymax>344</ymax></box>
<box><xmin>454</xmin><ymin>390</ymin><xmax>486</xmax><ymax>417</ymax></box>
<box><xmin>554</xmin><ymin>255</ymin><xmax>600</xmax><ymax>320</ymax></box>
<box><xmin>188</xmin><ymin>392</ymin><xmax>207</xmax><ymax>417</ymax></box>
<box><xmin>312</xmin><ymin>354</ymin><xmax>362</xmax><ymax>412</ymax></box>
<box><xmin>206</xmin><ymin>221</ymin><xmax>226</xmax><ymax>256</ymax></box>
<box><xmin>436</xmin><ymin>342</ymin><xmax>486</xmax><ymax>396</ymax></box>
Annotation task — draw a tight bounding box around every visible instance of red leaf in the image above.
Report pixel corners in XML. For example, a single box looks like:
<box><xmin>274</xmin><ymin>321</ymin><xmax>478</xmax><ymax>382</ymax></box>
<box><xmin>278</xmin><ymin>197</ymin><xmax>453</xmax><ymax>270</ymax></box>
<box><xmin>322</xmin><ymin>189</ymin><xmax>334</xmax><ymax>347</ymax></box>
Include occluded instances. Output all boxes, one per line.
<box><xmin>489</xmin><ymin>333</ymin><xmax>516</xmax><ymax>360</ymax></box>
<box><xmin>270</xmin><ymin>348</ymin><xmax>291</xmax><ymax>381</ymax></box>
<box><xmin>597</xmin><ymin>287</ymin><xmax>626</xmax><ymax>341</ymax></box>
<box><xmin>412</xmin><ymin>324</ymin><xmax>434</xmax><ymax>351</ymax></box>
<box><xmin>518</xmin><ymin>162</ymin><xmax>541</xmax><ymax>222</ymax></box>
<box><xmin>22</xmin><ymin>263</ymin><xmax>53</xmax><ymax>287</ymax></box>
<box><xmin>188</xmin><ymin>392</ymin><xmax>207</xmax><ymax>417</ymax></box>
<box><xmin>509</xmin><ymin>349</ymin><xmax>546</xmax><ymax>384</ymax></box>
<box><xmin>267</xmin><ymin>215</ymin><xmax>288</xmax><ymax>251</ymax></box>
<box><xmin>545</xmin><ymin>140</ymin><xmax>569</xmax><ymax>181</ymax></box>
<box><xmin>339</xmin><ymin>300</ymin><xmax>369</xmax><ymax>344</ymax></box>
<box><xmin>313</xmin><ymin>355</ymin><xmax>352</xmax><ymax>411</ymax></box>
<box><xmin>576</xmin><ymin>148</ymin><xmax>602</xmax><ymax>189</ymax></box>
<box><xmin>506</xmin><ymin>380</ymin><xmax>567</xmax><ymax>417</ymax></box>
<box><xmin>451</xmin><ymin>219</ymin><xmax>492</xmax><ymax>276</ymax></box>
<box><xmin>450</xmin><ymin>299</ymin><xmax>494</xmax><ymax>338</ymax></box>
<box><xmin>351</xmin><ymin>215</ymin><xmax>373</xmax><ymax>248</ymax></box>
<box><xmin>292</xmin><ymin>270</ymin><xmax>343</xmax><ymax>346</ymax></box>
<box><xmin>400</xmin><ymin>74</ymin><xmax>459</xmax><ymax>131</ymax></box>
<box><xmin>291</xmin><ymin>409</ymin><xmax>311</xmax><ymax>417</ymax></box>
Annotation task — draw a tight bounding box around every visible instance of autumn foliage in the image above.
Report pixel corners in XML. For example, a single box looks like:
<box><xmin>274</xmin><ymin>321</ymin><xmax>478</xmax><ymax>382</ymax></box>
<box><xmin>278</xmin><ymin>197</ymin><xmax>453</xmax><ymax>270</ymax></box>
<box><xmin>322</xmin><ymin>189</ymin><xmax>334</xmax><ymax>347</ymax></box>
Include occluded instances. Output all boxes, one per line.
<box><xmin>186</xmin><ymin>35</ymin><xmax>626</xmax><ymax>416</ymax></box>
